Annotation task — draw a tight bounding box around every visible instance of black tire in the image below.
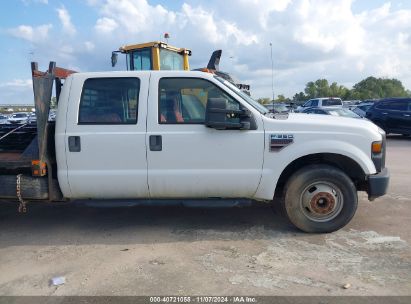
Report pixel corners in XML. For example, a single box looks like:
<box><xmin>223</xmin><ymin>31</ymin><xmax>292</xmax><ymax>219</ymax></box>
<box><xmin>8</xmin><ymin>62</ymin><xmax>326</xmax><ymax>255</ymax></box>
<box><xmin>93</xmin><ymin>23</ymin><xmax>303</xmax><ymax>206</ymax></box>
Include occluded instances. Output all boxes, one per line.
<box><xmin>282</xmin><ymin>164</ymin><xmax>357</xmax><ymax>233</ymax></box>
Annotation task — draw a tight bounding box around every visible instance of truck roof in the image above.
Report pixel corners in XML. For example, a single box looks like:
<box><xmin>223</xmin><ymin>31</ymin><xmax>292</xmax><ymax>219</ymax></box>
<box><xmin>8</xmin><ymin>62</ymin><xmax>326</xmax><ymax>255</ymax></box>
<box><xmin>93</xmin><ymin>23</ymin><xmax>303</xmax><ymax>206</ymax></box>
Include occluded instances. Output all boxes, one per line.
<box><xmin>68</xmin><ymin>70</ymin><xmax>215</xmax><ymax>79</ymax></box>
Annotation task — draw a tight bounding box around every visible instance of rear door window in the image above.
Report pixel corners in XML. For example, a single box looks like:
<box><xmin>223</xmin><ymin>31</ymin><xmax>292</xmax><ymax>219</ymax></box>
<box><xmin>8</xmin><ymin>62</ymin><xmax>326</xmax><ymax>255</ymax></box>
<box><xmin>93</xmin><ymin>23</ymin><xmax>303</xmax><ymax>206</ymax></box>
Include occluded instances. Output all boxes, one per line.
<box><xmin>78</xmin><ymin>77</ymin><xmax>140</xmax><ymax>124</ymax></box>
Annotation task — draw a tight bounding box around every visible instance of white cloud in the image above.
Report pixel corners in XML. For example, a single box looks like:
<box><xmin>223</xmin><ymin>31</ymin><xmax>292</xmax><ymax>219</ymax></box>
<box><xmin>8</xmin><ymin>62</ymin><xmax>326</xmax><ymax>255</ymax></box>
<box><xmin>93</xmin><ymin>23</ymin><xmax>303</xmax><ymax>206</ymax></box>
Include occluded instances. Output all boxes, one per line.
<box><xmin>84</xmin><ymin>41</ymin><xmax>96</xmax><ymax>52</ymax></box>
<box><xmin>86</xmin><ymin>0</ymin><xmax>103</xmax><ymax>6</ymax></box>
<box><xmin>57</xmin><ymin>6</ymin><xmax>76</xmax><ymax>36</ymax></box>
<box><xmin>376</xmin><ymin>57</ymin><xmax>402</xmax><ymax>78</ymax></box>
<box><xmin>292</xmin><ymin>0</ymin><xmax>365</xmax><ymax>55</ymax></box>
<box><xmin>91</xmin><ymin>0</ymin><xmax>257</xmax><ymax>46</ymax></box>
<box><xmin>0</xmin><ymin>79</ymin><xmax>33</xmax><ymax>104</ymax></box>
<box><xmin>251</xmin><ymin>0</ymin><xmax>292</xmax><ymax>29</ymax></box>
<box><xmin>22</xmin><ymin>0</ymin><xmax>48</xmax><ymax>5</ymax></box>
<box><xmin>95</xmin><ymin>17</ymin><xmax>118</xmax><ymax>34</ymax></box>
<box><xmin>8</xmin><ymin>24</ymin><xmax>52</xmax><ymax>42</ymax></box>
<box><xmin>181</xmin><ymin>4</ymin><xmax>258</xmax><ymax>46</ymax></box>
<box><xmin>97</xmin><ymin>0</ymin><xmax>175</xmax><ymax>34</ymax></box>
<box><xmin>5</xmin><ymin>0</ymin><xmax>411</xmax><ymax>100</ymax></box>
<box><xmin>0</xmin><ymin>79</ymin><xmax>32</xmax><ymax>88</ymax></box>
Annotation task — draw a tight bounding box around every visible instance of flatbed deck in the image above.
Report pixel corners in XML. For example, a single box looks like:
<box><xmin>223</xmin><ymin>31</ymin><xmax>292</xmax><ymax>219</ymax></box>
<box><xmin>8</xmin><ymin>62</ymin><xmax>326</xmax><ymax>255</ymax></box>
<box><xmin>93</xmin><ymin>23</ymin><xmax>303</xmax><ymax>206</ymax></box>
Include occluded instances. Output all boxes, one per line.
<box><xmin>0</xmin><ymin>132</ymin><xmax>38</xmax><ymax>172</ymax></box>
<box><xmin>0</xmin><ymin>152</ymin><xmax>32</xmax><ymax>169</ymax></box>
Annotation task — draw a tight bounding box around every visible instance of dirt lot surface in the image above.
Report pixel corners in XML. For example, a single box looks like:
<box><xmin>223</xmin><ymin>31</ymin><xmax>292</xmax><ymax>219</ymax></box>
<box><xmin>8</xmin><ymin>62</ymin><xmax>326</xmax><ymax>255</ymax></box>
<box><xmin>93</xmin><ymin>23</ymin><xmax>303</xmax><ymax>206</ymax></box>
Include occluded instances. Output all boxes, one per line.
<box><xmin>0</xmin><ymin>136</ymin><xmax>410</xmax><ymax>296</ymax></box>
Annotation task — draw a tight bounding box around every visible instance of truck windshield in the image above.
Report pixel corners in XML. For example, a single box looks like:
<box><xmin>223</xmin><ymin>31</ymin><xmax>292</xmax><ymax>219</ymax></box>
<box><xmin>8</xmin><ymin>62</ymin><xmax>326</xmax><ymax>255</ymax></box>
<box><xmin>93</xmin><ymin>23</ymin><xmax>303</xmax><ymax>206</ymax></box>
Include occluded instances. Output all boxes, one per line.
<box><xmin>214</xmin><ymin>76</ymin><xmax>268</xmax><ymax>114</ymax></box>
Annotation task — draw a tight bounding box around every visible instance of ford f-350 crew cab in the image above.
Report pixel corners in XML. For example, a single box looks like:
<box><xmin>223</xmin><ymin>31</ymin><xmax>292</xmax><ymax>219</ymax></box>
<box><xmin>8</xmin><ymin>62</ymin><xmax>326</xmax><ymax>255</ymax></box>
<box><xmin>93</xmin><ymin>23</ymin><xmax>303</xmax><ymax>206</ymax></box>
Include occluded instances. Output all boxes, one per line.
<box><xmin>0</xmin><ymin>62</ymin><xmax>389</xmax><ymax>233</ymax></box>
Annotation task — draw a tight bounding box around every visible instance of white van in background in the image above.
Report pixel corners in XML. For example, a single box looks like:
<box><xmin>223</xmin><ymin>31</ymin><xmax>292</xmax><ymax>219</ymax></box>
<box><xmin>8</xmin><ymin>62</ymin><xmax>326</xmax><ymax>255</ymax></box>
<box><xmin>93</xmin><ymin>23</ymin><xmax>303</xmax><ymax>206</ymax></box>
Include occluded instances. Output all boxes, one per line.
<box><xmin>297</xmin><ymin>97</ymin><xmax>343</xmax><ymax>112</ymax></box>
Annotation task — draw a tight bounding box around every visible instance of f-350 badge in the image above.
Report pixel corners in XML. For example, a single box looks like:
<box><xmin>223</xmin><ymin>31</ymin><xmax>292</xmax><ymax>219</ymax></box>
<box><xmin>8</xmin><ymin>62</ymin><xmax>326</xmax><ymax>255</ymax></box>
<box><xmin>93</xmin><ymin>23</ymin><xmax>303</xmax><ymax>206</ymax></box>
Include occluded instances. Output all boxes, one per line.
<box><xmin>270</xmin><ymin>134</ymin><xmax>294</xmax><ymax>152</ymax></box>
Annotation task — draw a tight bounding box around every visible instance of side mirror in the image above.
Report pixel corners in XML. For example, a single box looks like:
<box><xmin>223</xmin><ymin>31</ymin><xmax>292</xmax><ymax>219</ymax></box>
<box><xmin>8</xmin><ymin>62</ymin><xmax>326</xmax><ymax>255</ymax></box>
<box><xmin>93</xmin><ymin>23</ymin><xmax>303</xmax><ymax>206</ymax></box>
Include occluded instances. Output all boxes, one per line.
<box><xmin>205</xmin><ymin>98</ymin><xmax>252</xmax><ymax>130</ymax></box>
<box><xmin>111</xmin><ymin>52</ymin><xmax>118</xmax><ymax>67</ymax></box>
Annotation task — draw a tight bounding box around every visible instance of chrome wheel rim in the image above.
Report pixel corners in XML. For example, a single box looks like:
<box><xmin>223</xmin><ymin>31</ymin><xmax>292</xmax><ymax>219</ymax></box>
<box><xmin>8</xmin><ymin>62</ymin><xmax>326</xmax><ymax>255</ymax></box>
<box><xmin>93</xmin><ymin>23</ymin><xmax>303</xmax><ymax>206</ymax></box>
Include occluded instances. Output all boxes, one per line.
<box><xmin>300</xmin><ymin>181</ymin><xmax>344</xmax><ymax>222</ymax></box>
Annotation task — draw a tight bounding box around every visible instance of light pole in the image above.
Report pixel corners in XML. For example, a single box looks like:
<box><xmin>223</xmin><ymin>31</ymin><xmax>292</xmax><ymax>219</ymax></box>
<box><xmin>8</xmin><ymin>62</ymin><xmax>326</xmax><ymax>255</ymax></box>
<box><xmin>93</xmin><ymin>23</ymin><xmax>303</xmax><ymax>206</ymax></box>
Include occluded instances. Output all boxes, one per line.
<box><xmin>269</xmin><ymin>42</ymin><xmax>275</xmax><ymax>105</ymax></box>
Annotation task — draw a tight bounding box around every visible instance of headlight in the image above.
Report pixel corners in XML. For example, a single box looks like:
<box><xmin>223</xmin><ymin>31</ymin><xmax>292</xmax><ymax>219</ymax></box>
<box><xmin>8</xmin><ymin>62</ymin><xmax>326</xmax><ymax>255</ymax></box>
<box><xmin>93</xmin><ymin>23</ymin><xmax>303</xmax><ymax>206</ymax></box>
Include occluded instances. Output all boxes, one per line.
<box><xmin>371</xmin><ymin>133</ymin><xmax>386</xmax><ymax>172</ymax></box>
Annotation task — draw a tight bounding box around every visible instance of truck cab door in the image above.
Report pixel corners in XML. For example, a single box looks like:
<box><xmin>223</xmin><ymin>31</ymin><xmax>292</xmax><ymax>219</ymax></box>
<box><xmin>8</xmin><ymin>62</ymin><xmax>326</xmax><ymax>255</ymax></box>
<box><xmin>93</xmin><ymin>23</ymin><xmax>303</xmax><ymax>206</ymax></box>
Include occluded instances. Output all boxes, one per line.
<box><xmin>146</xmin><ymin>73</ymin><xmax>265</xmax><ymax>199</ymax></box>
<box><xmin>62</xmin><ymin>74</ymin><xmax>149</xmax><ymax>199</ymax></box>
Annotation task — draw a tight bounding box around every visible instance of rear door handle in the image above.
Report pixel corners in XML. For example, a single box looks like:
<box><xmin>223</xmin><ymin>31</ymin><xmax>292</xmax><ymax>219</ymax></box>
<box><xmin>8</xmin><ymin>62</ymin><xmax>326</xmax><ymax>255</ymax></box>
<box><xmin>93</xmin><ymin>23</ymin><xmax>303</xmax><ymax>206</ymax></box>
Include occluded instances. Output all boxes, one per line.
<box><xmin>68</xmin><ymin>136</ymin><xmax>81</xmax><ymax>152</ymax></box>
<box><xmin>404</xmin><ymin>114</ymin><xmax>410</xmax><ymax>117</ymax></box>
<box><xmin>149</xmin><ymin>135</ymin><xmax>162</xmax><ymax>151</ymax></box>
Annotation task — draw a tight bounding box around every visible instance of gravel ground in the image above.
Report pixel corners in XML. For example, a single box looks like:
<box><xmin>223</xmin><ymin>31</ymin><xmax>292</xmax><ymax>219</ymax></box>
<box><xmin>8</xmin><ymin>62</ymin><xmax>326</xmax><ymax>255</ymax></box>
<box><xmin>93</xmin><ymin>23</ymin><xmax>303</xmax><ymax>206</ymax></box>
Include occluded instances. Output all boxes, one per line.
<box><xmin>0</xmin><ymin>135</ymin><xmax>410</xmax><ymax>296</ymax></box>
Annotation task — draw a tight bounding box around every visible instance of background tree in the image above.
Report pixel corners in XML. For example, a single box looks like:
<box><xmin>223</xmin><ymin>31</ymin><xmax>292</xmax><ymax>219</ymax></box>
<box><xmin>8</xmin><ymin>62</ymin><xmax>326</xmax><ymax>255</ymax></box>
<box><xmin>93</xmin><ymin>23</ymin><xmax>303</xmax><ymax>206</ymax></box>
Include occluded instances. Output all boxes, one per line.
<box><xmin>314</xmin><ymin>79</ymin><xmax>330</xmax><ymax>97</ymax></box>
<box><xmin>292</xmin><ymin>92</ymin><xmax>307</xmax><ymax>104</ymax></box>
<box><xmin>256</xmin><ymin>97</ymin><xmax>271</xmax><ymax>105</ymax></box>
<box><xmin>304</xmin><ymin>81</ymin><xmax>317</xmax><ymax>98</ymax></box>
<box><xmin>330</xmin><ymin>82</ymin><xmax>350</xmax><ymax>99</ymax></box>
<box><xmin>351</xmin><ymin>77</ymin><xmax>410</xmax><ymax>99</ymax></box>
<box><xmin>275</xmin><ymin>94</ymin><xmax>290</xmax><ymax>102</ymax></box>
<box><xmin>257</xmin><ymin>76</ymin><xmax>410</xmax><ymax>103</ymax></box>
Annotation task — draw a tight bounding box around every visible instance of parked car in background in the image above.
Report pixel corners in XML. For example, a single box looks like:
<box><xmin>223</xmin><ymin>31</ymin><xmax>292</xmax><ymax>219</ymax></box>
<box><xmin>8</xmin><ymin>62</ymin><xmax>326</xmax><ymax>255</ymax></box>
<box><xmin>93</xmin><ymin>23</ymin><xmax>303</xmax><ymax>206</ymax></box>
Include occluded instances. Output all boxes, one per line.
<box><xmin>0</xmin><ymin>114</ymin><xmax>9</xmax><ymax>124</ymax></box>
<box><xmin>343</xmin><ymin>100</ymin><xmax>361</xmax><ymax>108</ymax></box>
<box><xmin>49</xmin><ymin>109</ymin><xmax>56</xmax><ymax>121</ymax></box>
<box><xmin>7</xmin><ymin>112</ymin><xmax>30</xmax><ymax>124</ymax></box>
<box><xmin>264</xmin><ymin>103</ymin><xmax>289</xmax><ymax>113</ymax></box>
<box><xmin>359</xmin><ymin>99</ymin><xmax>378</xmax><ymax>105</ymax></box>
<box><xmin>302</xmin><ymin>107</ymin><xmax>362</xmax><ymax>119</ymax></box>
<box><xmin>28</xmin><ymin>113</ymin><xmax>37</xmax><ymax>124</ymax></box>
<box><xmin>296</xmin><ymin>97</ymin><xmax>343</xmax><ymax>112</ymax></box>
<box><xmin>352</xmin><ymin>102</ymin><xmax>374</xmax><ymax>117</ymax></box>
<box><xmin>366</xmin><ymin>98</ymin><xmax>411</xmax><ymax>136</ymax></box>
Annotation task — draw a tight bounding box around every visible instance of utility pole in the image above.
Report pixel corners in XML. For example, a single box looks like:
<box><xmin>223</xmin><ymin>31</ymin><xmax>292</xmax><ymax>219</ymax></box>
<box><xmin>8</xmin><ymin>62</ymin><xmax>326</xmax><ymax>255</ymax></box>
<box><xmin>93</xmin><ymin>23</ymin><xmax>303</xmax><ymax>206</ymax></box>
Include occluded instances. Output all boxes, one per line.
<box><xmin>269</xmin><ymin>42</ymin><xmax>275</xmax><ymax>107</ymax></box>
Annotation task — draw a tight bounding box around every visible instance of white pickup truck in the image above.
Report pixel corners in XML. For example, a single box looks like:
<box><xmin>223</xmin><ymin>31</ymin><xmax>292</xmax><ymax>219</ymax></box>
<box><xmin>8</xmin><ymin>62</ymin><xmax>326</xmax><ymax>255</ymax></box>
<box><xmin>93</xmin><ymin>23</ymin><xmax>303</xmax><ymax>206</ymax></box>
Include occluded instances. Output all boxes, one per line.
<box><xmin>0</xmin><ymin>62</ymin><xmax>389</xmax><ymax>233</ymax></box>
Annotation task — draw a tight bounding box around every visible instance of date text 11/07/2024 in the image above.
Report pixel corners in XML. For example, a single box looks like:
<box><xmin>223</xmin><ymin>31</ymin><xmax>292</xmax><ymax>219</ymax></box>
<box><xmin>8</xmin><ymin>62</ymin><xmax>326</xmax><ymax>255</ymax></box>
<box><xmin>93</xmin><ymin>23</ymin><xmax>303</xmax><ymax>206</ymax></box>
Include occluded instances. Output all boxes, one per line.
<box><xmin>149</xmin><ymin>296</ymin><xmax>257</xmax><ymax>303</ymax></box>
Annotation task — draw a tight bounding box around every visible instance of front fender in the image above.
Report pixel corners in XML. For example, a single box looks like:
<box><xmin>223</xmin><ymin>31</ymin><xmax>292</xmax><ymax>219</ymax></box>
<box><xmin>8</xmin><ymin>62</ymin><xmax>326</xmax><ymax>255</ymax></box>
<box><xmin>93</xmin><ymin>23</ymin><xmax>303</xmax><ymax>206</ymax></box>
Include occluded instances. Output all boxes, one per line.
<box><xmin>254</xmin><ymin>139</ymin><xmax>375</xmax><ymax>201</ymax></box>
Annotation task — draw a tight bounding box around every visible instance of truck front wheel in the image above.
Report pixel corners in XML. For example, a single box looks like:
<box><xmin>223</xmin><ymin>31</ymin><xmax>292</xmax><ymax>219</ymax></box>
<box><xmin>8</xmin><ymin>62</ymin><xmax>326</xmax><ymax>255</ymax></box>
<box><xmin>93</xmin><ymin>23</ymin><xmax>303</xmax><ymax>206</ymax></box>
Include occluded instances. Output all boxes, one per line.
<box><xmin>283</xmin><ymin>165</ymin><xmax>357</xmax><ymax>233</ymax></box>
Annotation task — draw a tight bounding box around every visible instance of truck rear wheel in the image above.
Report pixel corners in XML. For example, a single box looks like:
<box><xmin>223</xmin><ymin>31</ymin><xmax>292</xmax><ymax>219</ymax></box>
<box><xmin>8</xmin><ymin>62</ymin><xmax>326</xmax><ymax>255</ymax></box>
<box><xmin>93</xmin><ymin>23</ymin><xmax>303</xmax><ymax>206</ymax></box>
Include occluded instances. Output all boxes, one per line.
<box><xmin>283</xmin><ymin>165</ymin><xmax>357</xmax><ymax>233</ymax></box>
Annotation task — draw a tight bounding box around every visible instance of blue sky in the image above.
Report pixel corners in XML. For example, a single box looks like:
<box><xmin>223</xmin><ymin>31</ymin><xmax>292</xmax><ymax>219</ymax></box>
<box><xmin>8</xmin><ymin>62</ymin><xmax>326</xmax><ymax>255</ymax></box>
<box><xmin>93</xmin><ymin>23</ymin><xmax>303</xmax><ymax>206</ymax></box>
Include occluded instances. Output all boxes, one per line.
<box><xmin>1</xmin><ymin>0</ymin><xmax>411</xmax><ymax>104</ymax></box>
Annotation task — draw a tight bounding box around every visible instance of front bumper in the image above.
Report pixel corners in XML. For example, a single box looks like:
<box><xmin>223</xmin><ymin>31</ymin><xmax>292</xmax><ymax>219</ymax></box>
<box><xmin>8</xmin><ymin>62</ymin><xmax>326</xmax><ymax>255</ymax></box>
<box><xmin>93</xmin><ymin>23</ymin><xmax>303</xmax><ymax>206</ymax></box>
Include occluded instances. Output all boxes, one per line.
<box><xmin>367</xmin><ymin>168</ymin><xmax>390</xmax><ymax>201</ymax></box>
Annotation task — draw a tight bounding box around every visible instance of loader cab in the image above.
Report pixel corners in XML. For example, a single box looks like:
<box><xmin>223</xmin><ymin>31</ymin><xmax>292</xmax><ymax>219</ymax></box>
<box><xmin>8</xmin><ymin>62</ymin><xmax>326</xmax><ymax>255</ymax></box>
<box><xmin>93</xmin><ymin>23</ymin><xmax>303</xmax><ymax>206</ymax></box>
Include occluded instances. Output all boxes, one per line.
<box><xmin>111</xmin><ymin>41</ymin><xmax>191</xmax><ymax>71</ymax></box>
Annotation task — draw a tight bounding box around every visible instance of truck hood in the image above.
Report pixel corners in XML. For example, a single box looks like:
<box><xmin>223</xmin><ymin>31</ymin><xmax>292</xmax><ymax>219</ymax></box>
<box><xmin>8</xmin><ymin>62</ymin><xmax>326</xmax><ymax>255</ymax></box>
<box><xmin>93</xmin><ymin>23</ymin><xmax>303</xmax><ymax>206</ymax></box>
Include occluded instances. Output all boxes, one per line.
<box><xmin>263</xmin><ymin>113</ymin><xmax>381</xmax><ymax>138</ymax></box>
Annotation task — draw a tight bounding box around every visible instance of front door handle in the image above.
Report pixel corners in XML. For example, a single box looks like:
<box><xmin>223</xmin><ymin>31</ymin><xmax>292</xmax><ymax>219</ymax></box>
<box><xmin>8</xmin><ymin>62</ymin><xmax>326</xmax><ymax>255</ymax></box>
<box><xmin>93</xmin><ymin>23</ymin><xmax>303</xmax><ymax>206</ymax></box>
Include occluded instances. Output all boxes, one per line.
<box><xmin>68</xmin><ymin>136</ymin><xmax>81</xmax><ymax>152</ymax></box>
<box><xmin>404</xmin><ymin>114</ymin><xmax>410</xmax><ymax>117</ymax></box>
<box><xmin>149</xmin><ymin>135</ymin><xmax>162</xmax><ymax>151</ymax></box>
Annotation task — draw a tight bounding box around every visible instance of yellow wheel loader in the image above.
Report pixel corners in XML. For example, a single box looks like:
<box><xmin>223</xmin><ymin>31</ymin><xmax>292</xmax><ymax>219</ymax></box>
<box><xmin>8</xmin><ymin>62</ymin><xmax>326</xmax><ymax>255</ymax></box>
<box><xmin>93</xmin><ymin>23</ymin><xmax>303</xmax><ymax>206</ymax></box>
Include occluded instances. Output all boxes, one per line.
<box><xmin>111</xmin><ymin>41</ymin><xmax>191</xmax><ymax>71</ymax></box>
